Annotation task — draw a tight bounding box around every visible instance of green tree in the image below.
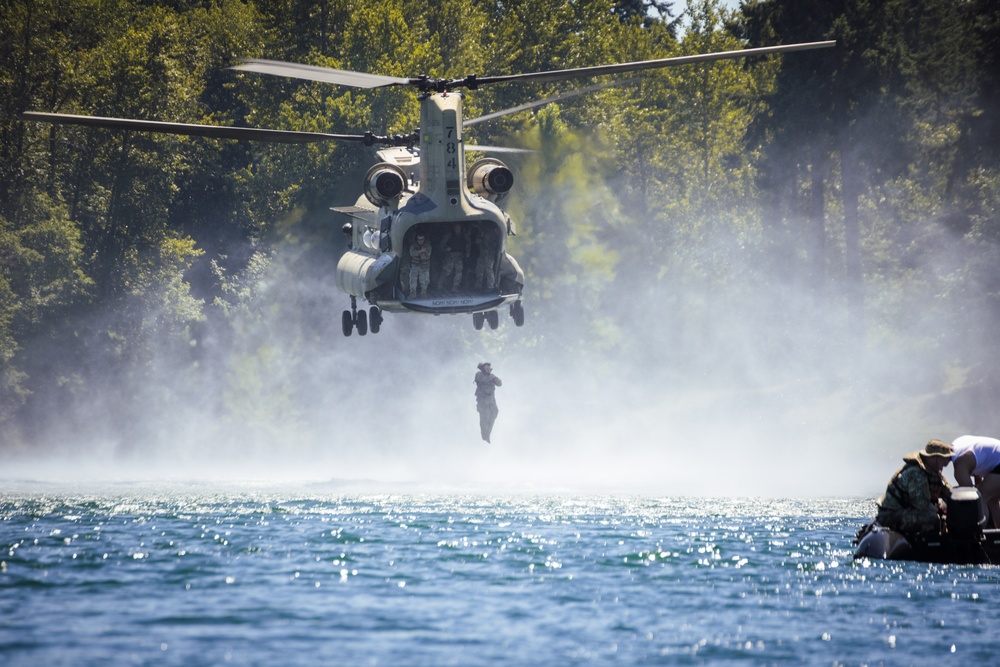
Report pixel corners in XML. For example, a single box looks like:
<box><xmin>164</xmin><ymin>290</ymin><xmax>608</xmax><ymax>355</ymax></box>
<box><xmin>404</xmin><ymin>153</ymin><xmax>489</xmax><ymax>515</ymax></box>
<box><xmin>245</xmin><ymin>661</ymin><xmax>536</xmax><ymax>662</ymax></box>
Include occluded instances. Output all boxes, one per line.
<box><xmin>0</xmin><ymin>194</ymin><xmax>92</xmax><ymax>445</ymax></box>
<box><xmin>737</xmin><ymin>0</ymin><xmax>841</xmax><ymax>294</ymax></box>
<box><xmin>505</xmin><ymin>106</ymin><xmax>623</xmax><ymax>361</ymax></box>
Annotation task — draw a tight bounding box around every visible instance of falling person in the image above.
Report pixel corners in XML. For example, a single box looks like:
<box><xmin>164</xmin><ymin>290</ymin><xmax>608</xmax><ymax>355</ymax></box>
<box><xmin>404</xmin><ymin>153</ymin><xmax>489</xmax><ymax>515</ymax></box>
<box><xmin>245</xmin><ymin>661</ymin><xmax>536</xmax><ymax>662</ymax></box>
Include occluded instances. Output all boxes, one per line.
<box><xmin>474</xmin><ymin>362</ymin><xmax>502</xmax><ymax>443</ymax></box>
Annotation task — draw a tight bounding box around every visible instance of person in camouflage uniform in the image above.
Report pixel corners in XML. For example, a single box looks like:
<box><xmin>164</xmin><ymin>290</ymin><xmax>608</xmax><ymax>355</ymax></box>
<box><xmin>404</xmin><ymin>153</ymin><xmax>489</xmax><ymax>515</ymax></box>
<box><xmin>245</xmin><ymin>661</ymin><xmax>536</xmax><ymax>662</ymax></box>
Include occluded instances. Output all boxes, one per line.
<box><xmin>875</xmin><ymin>440</ymin><xmax>954</xmax><ymax>536</ymax></box>
<box><xmin>472</xmin><ymin>225</ymin><xmax>498</xmax><ymax>290</ymax></box>
<box><xmin>408</xmin><ymin>232</ymin><xmax>432</xmax><ymax>297</ymax></box>
<box><xmin>474</xmin><ymin>362</ymin><xmax>502</xmax><ymax>443</ymax></box>
<box><xmin>437</xmin><ymin>222</ymin><xmax>469</xmax><ymax>293</ymax></box>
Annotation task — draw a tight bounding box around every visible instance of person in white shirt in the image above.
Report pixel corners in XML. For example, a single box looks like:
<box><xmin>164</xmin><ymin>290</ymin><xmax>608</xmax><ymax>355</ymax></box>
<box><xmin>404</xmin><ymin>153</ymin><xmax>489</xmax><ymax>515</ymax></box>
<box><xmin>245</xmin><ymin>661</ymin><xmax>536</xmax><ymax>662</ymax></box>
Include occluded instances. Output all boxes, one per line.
<box><xmin>951</xmin><ymin>434</ymin><xmax>1000</xmax><ymax>528</ymax></box>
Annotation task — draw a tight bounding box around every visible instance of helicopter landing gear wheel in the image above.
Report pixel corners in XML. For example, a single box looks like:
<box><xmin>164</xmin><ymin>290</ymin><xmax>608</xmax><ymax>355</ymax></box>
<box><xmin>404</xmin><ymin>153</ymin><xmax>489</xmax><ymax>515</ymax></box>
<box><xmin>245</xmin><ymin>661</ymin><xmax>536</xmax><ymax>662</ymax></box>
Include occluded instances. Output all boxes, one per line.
<box><xmin>486</xmin><ymin>310</ymin><xmax>499</xmax><ymax>330</ymax></box>
<box><xmin>343</xmin><ymin>296</ymin><xmax>371</xmax><ymax>337</ymax></box>
<box><xmin>369</xmin><ymin>306</ymin><xmax>382</xmax><ymax>334</ymax></box>
<box><xmin>473</xmin><ymin>312</ymin><xmax>485</xmax><ymax>330</ymax></box>
<box><xmin>510</xmin><ymin>300</ymin><xmax>524</xmax><ymax>327</ymax></box>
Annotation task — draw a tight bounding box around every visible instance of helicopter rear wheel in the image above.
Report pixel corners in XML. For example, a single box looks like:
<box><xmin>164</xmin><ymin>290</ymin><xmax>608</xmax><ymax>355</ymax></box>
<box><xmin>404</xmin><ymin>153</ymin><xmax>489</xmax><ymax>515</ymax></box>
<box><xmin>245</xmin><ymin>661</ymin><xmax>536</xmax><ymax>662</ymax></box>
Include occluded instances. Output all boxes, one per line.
<box><xmin>486</xmin><ymin>310</ymin><xmax>499</xmax><ymax>330</ymax></box>
<box><xmin>473</xmin><ymin>312</ymin><xmax>485</xmax><ymax>330</ymax></box>
<box><xmin>510</xmin><ymin>300</ymin><xmax>524</xmax><ymax>327</ymax></box>
<box><xmin>356</xmin><ymin>308</ymin><xmax>368</xmax><ymax>336</ymax></box>
<box><xmin>342</xmin><ymin>310</ymin><xmax>353</xmax><ymax>337</ymax></box>
<box><xmin>369</xmin><ymin>306</ymin><xmax>382</xmax><ymax>334</ymax></box>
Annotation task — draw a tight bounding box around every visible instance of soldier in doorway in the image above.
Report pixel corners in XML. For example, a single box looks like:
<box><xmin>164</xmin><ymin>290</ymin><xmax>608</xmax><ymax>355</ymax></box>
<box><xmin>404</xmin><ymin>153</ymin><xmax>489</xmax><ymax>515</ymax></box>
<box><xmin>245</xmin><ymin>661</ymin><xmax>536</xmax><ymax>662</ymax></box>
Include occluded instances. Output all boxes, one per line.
<box><xmin>472</xmin><ymin>224</ymin><xmax>498</xmax><ymax>290</ymax></box>
<box><xmin>437</xmin><ymin>222</ymin><xmax>469</xmax><ymax>293</ymax></box>
<box><xmin>408</xmin><ymin>232</ymin><xmax>432</xmax><ymax>298</ymax></box>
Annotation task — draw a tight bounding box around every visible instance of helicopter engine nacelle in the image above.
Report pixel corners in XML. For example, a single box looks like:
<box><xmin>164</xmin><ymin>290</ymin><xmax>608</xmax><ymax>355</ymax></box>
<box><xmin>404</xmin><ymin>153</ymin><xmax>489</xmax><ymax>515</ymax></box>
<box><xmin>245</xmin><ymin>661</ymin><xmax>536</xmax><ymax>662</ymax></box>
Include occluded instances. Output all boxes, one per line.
<box><xmin>363</xmin><ymin>163</ymin><xmax>407</xmax><ymax>207</ymax></box>
<box><xmin>467</xmin><ymin>158</ymin><xmax>513</xmax><ymax>198</ymax></box>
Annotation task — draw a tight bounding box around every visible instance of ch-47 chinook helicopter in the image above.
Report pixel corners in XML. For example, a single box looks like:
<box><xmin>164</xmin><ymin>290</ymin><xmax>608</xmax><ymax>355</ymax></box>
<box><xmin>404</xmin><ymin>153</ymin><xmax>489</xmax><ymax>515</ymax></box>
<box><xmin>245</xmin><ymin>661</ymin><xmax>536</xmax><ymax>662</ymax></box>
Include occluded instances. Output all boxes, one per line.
<box><xmin>23</xmin><ymin>40</ymin><xmax>834</xmax><ymax>336</ymax></box>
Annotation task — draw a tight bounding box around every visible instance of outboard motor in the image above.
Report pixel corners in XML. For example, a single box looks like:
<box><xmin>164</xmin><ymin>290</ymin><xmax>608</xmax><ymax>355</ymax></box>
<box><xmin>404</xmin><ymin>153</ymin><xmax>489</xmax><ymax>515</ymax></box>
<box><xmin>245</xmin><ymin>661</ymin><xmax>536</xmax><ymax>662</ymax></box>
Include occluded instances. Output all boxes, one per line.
<box><xmin>947</xmin><ymin>486</ymin><xmax>988</xmax><ymax>539</ymax></box>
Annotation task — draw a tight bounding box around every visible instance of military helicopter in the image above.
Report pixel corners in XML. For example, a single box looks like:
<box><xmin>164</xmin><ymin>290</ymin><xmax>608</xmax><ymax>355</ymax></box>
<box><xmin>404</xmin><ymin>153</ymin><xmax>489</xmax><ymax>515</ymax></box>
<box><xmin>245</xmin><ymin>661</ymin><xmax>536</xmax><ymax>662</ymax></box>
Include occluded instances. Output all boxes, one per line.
<box><xmin>23</xmin><ymin>40</ymin><xmax>834</xmax><ymax>336</ymax></box>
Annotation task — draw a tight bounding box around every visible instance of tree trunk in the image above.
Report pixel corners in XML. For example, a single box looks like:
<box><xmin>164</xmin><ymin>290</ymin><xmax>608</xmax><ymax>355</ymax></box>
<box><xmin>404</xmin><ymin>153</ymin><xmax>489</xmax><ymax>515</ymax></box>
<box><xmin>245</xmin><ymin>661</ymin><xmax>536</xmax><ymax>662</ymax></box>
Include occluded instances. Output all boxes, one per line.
<box><xmin>840</xmin><ymin>133</ymin><xmax>864</xmax><ymax>326</ymax></box>
<box><xmin>809</xmin><ymin>143</ymin><xmax>827</xmax><ymax>294</ymax></box>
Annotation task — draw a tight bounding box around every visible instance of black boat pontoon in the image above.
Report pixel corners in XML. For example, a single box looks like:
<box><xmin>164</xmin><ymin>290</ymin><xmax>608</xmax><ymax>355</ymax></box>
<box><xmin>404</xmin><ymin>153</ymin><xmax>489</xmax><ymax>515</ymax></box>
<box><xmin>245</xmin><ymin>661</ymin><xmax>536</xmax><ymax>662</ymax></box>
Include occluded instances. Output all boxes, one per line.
<box><xmin>854</xmin><ymin>487</ymin><xmax>1000</xmax><ymax>564</ymax></box>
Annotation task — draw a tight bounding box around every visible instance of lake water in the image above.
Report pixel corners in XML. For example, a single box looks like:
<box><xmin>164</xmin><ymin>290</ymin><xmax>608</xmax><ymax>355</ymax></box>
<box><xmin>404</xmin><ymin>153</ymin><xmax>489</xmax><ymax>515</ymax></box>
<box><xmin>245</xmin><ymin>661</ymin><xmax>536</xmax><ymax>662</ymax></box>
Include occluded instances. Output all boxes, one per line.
<box><xmin>1</xmin><ymin>485</ymin><xmax>997</xmax><ymax>665</ymax></box>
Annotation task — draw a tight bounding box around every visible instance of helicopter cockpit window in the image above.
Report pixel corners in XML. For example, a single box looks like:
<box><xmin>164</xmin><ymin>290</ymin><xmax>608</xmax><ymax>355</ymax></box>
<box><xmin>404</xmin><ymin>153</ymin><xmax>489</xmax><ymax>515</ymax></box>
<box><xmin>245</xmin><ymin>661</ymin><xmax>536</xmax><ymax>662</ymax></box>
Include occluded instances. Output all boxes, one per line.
<box><xmin>399</xmin><ymin>222</ymin><xmax>501</xmax><ymax>299</ymax></box>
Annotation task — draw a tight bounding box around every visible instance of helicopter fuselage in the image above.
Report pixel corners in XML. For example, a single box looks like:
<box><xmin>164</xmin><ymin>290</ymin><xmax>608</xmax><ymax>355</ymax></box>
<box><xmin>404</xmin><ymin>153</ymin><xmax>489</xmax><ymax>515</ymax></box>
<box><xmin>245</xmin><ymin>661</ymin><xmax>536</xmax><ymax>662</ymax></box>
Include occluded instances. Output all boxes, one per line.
<box><xmin>334</xmin><ymin>92</ymin><xmax>524</xmax><ymax>323</ymax></box>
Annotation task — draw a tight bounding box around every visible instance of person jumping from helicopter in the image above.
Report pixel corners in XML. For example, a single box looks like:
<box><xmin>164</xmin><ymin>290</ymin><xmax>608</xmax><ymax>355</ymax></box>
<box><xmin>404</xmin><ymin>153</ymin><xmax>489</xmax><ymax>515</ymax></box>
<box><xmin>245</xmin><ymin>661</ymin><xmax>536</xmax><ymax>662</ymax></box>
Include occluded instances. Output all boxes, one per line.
<box><xmin>437</xmin><ymin>222</ymin><xmax>469</xmax><ymax>293</ymax></box>
<box><xmin>408</xmin><ymin>232</ymin><xmax>432</xmax><ymax>298</ymax></box>
<box><xmin>474</xmin><ymin>362</ymin><xmax>502</xmax><ymax>443</ymax></box>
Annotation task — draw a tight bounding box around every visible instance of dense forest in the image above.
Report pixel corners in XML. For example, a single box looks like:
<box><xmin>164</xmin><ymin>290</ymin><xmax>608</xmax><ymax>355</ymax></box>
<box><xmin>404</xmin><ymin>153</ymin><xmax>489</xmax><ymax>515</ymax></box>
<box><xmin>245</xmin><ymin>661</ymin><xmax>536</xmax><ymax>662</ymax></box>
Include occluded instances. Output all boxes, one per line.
<box><xmin>2</xmin><ymin>0</ymin><xmax>999</xmax><ymax>465</ymax></box>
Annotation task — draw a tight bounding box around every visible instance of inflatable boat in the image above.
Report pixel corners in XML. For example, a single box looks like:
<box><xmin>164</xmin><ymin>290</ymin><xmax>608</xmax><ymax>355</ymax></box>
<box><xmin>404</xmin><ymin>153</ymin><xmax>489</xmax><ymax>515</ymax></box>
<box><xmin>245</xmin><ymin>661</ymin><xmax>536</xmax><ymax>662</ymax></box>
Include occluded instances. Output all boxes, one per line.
<box><xmin>854</xmin><ymin>487</ymin><xmax>1000</xmax><ymax>564</ymax></box>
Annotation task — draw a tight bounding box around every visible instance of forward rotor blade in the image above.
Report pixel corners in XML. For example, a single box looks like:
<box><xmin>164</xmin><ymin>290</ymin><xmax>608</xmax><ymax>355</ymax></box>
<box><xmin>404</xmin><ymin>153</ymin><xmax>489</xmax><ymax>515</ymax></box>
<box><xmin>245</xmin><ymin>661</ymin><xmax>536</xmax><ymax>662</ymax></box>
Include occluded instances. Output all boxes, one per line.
<box><xmin>474</xmin><ymin>41</ymin><xmax>836</xmax><ymax>87</ymax></box>
<box><xmin>464</xmin><ymin>78</ymin><xmax>640</xmax><ymax>127</ymax></box>
<box><xmin>233</xmin><ymin>59</ymin><xmax>414</xmax><ymax>88</ymax></box>
<box><xmin>22</xmin><ymin>112</ymin><xmax>372</xmax><ymax>144</ymax></box>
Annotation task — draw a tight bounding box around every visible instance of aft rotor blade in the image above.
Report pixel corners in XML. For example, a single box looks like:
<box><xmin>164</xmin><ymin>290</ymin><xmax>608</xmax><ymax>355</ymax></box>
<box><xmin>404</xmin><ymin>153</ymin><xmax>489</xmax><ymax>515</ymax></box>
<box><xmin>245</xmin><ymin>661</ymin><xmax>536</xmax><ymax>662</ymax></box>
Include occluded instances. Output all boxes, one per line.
<box><xmin>233</xmin><ymin>59</ymin><xmax>414</xmax><ymax>88</ymax></box>
<box><xmin>474</xmin><ymin>41</ymin><xmax>837</xmax><ymax>87</ymax></box>
<box><xmin>465</xmin><ymin>78</ymin><xmax>640</xmax><ymax>127</ymax></box>
<box><xmin>22</xmin><ymin>112</ymin><xmax>372</xmax><ymax>144</ymax></box>
<box><xmin>464</xmin><ymin>145</ymin><xmax>533</xmax><ymax>154</ymax></box>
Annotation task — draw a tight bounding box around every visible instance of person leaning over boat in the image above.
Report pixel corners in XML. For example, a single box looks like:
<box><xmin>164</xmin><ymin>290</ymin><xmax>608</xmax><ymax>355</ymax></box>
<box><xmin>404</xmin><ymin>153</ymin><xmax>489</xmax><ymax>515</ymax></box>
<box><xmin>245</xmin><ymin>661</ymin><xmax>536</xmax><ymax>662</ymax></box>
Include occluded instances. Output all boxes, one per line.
<box><xmin>875</xmin><ymin>440</ymin><xmax>954</xmax><ymax>537</ymax></box>
<box><xmin>951</xmin><ymin>435</ymin><xmax>1000</xmax><ymax>529</ymax></box>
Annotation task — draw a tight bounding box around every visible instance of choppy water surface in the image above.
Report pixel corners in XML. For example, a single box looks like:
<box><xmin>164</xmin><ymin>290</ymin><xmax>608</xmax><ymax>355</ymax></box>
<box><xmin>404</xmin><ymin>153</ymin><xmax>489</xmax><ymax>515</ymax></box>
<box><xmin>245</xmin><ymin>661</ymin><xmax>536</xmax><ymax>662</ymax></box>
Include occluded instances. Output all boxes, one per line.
<box><xmin>1</xmin><ymin>486</ymin><xmax>997</xmax><ymax>665</ymax></box>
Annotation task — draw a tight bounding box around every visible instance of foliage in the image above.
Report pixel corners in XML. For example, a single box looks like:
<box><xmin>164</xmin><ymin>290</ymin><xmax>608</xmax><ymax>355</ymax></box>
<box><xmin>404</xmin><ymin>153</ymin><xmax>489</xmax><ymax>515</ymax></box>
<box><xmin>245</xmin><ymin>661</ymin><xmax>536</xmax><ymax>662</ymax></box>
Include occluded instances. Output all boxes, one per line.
<box><xmin>1</xmin><ymin>0</ymin><xmax>999</xmax><ymax>449</ymax></box>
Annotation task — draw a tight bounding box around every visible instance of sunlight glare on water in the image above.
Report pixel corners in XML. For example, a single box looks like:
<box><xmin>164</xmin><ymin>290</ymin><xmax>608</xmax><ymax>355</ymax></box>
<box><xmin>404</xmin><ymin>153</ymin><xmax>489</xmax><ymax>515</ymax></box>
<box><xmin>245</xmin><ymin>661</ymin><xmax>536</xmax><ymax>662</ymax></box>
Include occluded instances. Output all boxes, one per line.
<box><xmin>1</xmin><ymin>486</ymin><xmax>998</xmax><ymax>665</ymax></box>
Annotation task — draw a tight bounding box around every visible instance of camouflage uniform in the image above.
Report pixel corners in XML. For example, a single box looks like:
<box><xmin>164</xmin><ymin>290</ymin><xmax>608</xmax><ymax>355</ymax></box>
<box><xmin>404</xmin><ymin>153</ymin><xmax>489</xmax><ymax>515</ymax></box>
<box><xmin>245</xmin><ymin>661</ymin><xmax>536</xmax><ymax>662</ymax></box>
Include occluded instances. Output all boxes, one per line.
<box><xmin>875</xmin><ymin>453</ymin><xmax>952</xmax><ymax>536</ymax></box>
<box><xmin>437</xmin><ymin>226</ymin><xmax>468</xmax><ymax>292</ymax></box>
<box><xmin>473</xmin><ymin>227</ymin><xmax>498</xmax><ymax>289</ymax></box>
<box><xmin>408</xmin><ymin>238</ymin><xmax>432</xmax><ymax>297</ymax></box>
<box><xmin>474</xmin><ymin>369</ymin><xmax>502</xmax><ymax>443</ymax></box>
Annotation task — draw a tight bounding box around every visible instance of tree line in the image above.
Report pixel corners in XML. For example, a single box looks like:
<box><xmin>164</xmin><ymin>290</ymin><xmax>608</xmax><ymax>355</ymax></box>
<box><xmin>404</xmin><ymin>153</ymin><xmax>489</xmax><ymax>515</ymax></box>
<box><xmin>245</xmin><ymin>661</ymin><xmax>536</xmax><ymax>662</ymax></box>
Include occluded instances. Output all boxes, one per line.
<box><xmin>1</xmin><ymin>0</ymin><xmax>998</xmax><ymax>451</ymax></box>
